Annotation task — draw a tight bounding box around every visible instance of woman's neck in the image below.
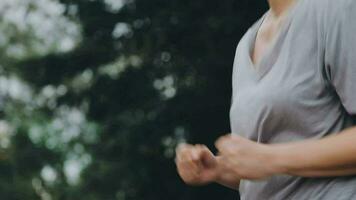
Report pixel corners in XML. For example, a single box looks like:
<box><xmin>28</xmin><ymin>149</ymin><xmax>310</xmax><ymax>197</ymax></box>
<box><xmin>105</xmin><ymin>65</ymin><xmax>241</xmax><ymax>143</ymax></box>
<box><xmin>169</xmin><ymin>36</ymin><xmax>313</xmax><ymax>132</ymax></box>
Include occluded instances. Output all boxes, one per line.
<box><xmin>268</xmin><ymin>0</ymin><xmax>297</xmax><ymax>17</ymax></box>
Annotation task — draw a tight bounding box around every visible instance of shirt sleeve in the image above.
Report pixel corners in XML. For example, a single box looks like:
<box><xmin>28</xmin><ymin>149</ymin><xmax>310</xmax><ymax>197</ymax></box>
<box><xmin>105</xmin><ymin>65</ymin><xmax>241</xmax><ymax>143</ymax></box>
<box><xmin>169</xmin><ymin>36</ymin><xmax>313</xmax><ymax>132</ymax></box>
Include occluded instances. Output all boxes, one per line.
<box><xmin>324</xmin><ymin>0</ymin><xmax>356</xmax><ymax>115</ymax></box>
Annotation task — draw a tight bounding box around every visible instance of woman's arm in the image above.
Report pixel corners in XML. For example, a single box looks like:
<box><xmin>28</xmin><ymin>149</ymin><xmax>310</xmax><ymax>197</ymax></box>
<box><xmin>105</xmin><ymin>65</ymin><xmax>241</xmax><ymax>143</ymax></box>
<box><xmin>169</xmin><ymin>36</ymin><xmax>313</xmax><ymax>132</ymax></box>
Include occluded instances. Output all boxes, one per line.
<box><xmin>215</xmin><ymin>127</ymin><xmax>356</xmax><ymax>180</ymax></box>
<box><xmin>272</xmin><ymin>126</ymin><xmax>356</xmax><ymax>177</ymax></box>
<box><xmin>214</xmin><ymin>156</ymin><xmax>240</xmax><ymax>190</ymax></box>
<box><xmin>215</xmin><ymin>174</ymin><xmax>240</xmax><ymax>191</ymax></box>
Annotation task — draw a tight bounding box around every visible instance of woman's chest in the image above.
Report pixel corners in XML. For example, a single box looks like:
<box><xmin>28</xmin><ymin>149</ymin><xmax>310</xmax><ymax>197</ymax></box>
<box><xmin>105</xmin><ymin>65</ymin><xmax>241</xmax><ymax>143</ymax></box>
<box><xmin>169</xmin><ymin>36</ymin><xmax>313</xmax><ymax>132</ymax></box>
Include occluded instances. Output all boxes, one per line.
<box><xmin>232</xmin><ymin>13</ymin><xmax>328</xmax><ymax>106</ymax></box>
<box><xmin>230</xmin><ymin>19</ymin><xmax>334</xmax><ymax>135</ymax></box>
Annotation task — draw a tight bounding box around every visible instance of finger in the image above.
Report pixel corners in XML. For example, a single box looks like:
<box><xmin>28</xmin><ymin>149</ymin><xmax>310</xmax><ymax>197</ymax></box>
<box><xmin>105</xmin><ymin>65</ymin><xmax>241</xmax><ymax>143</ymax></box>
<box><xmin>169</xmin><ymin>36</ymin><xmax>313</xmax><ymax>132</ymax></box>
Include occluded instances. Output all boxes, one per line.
<box><xmin>192</xmin><ymin>152</ymin><xmax>204</xmax><ymax>173</ymax></box>
<box><xmin>215</xmin><ymin>136</ymin><xmax>233</xmax><ymax>152</ymax></box>
<box><xmin>178</xmin><ymin>152</ymin><xmax>201</xmax><ymax>176</ymax></box>
<box><xmin>180</xmin><ymin>146</ymin><xmax>204</xmax><ymax>170</ymax></box>
<box><xmin>191</xmin><ymin>146</ymin><xmax>201</xmax><ymax>161</ymax></box>
<box><xmin>191</xmin><ymin>145</ymin><xmax>207</xmax><ymax>168</ymax></box>
<box><xmin>177</xmin><ymin>145</ymin><xmax>209</xmax><ymax>171</ymax></box>
<box><xmin>199</xmin><ymin>146</ymin><xmax>217</xmax><ymax>167</ymax></box>
<box><xmin>214</xmin><ymin>134</ymin><xmax>231</xmax><ymax>148</ymax></box>
<box><xmin>180</xmin><ymin>157</ymin><xmax>199</xmax><ymax>172</ymax></box>
<box><xmin>217</xmin><ymin>143</ymin><xmax>239</xmax><ymax>157</ymax></box>
<box><xmin>229</xmin><ymin>134</ymin><xmax>246</xmax><ymax>142</ymax></box>
<box><xmin>175</xmin><ymin>143</ymin><xmax>194</xmax><ymax>161</ymax></box>
<box><xmin>177</xmin><ymin>161</ymin><xmax>200</xmax><ymax>180</ymax></box>
<box><xmin>193</xmin><ymin>144</ymin><xmax>210</xmax><ymax>157</ymax></box>
<box><xmin>191</xmin><ymin>146</ymin><xmax>207</xmax><ymax>172</ymax></box>
<box><xmin>176</xmin><ymin>143</ymin><xmax>192</xmax><ymax>154</ymax></box>
<box><xmin>195</xmin><ymin>145</ymin><xmax>213</xmax><ymax>159</ymax></box>
<box><xmin>179</xmin><ymin>146</ymin><xmax>194</xmax><ymax>162</ymax></box>
<box><xmin>176</xmin><ymin>155</ymin><xmax>197</xmax><ymax>172</ymax></box>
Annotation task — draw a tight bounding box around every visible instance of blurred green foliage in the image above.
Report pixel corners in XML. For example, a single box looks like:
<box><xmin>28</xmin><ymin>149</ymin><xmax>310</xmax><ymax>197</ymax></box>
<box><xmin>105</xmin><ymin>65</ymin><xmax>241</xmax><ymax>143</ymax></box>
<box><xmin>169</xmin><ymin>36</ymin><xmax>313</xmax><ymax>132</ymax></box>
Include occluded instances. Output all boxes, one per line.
<box><xmin>0</xmin><ymin>0</ymin><xmax>266</xmax><ymax>199</ymax></box>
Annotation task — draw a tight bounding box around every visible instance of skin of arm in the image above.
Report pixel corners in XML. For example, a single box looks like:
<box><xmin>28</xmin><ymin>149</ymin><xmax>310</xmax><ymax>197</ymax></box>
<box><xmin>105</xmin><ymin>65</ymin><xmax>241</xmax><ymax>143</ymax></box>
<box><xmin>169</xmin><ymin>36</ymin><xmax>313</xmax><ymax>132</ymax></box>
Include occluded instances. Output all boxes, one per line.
<box><xmin>214</xmin><ymin>156</ymin><xmax>241</xmax><ymax>190</ymax></box>
<box><xmin>215</xmin><ymin>126</ymin><xmax>356</xmax><ymax>180</ymax></box>
<box><xmin>177</xmin><ymin>126</ymin><xmax>356</xmax><ymax>190</ymax></box>
<box><xmin>271</xmin><ymin>126</ymin><xmax>356</xmax><ymax>177</ymax></box>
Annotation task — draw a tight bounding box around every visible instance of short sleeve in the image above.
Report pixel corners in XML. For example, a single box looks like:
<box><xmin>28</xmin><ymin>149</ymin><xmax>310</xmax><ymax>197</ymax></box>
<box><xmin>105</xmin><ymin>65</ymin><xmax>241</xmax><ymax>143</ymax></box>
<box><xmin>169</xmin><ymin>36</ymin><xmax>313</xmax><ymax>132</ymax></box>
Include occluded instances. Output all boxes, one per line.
<box><xmin>325</xmin><ymin>0</ymin><xmax>356</xmax><ymax>115</ymax></box>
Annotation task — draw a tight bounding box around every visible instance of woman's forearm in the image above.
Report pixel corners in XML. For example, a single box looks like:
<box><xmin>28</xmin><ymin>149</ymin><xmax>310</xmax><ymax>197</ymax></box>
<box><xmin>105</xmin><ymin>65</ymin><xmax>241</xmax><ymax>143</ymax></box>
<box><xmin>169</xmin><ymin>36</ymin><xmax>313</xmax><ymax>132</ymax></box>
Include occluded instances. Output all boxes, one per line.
<box><xmin>272</xmin><ymin>126</ymin><xmax>356</xmax><ymax>177</ymax></box>
<box><xmin>214</xmin><ymin>156</ymin><xmax>240</xmax><ymax>190</ymax></box>
<box><xmin>215</xmin><ymin>172</ymin><xmax>240</xmax><ymax>191</ymax></box>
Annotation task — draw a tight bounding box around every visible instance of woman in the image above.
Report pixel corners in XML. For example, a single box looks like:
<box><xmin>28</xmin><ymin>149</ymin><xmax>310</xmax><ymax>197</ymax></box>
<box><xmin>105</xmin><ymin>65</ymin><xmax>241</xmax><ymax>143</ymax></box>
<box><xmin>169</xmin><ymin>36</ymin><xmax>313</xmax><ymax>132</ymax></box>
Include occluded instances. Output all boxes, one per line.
<box><xmin>175</xmin><ymin>0</ymin><xmax>356</xmax><ymax>199</ymax></box>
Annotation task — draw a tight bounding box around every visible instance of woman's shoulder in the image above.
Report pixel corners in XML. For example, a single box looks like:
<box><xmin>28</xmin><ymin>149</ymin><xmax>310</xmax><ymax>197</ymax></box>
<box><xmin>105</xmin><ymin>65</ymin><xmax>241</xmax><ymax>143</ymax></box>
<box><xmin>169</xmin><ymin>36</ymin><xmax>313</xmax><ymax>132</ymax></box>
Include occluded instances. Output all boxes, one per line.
<box><xmin>308</xmin><ymin>0</ymin><xmax>355</xmax><ymax>18</ymax></box>
<box><xmin>295</xmin><ymin>0</ymin><xmax>356</xmax><ymax>39</ymax></box>
<box><xmin>312</xmin><ymin>0</ymin><xmax>356</xmax><ymax>34</ymax></box>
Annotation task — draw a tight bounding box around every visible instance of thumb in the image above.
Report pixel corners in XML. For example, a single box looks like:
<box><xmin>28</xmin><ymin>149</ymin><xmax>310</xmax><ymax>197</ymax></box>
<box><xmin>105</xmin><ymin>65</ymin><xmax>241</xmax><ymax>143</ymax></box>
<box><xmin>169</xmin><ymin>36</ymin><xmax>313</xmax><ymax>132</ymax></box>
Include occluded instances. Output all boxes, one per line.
<box><xmin>198</xmin><ymin>145</ymin><xmax>217</xmax><ymax>168</ymax></box>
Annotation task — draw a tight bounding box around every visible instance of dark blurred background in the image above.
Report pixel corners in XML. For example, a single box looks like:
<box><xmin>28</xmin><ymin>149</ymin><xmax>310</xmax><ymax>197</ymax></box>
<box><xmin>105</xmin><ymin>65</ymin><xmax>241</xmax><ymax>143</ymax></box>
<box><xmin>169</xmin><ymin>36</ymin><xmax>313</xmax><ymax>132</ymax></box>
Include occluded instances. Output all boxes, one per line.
<box><xmin>0</xmin><ymin>0</ymin><xmax>267</xmax><ymax>199</ymax></box>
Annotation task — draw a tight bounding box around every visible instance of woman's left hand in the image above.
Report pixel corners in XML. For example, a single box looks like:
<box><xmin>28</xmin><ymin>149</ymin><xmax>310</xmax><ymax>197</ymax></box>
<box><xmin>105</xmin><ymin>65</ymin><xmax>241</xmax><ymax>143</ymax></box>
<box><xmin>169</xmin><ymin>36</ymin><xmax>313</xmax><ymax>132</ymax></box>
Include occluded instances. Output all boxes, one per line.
<box><xmin>215</xmin><ymin>134</ymin><xmax>282</xmax><ymax>180</ymax></box>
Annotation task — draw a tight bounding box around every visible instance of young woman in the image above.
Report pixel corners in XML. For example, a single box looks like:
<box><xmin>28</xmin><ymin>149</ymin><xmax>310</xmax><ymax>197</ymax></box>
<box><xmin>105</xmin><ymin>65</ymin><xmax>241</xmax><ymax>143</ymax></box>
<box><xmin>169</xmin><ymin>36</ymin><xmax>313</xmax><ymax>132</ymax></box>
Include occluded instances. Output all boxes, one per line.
<box><xmin>175</xmin><ymin>0</ymin><xmax>356</xmax><ymax>199</ymax></box>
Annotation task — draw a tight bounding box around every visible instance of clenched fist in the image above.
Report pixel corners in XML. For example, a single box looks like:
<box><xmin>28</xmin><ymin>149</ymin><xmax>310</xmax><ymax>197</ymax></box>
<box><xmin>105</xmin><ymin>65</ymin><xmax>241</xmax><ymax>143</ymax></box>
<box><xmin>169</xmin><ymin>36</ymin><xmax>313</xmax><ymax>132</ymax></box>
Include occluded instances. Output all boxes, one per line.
<box><xmin>215</xmin><ymin>134</ymin><xmax>278</xmax><ymax>180</ymax></box>
<box><xmin>175</xmin><ymin>143</ymin><xmax>219</xmax><ymax>186</ymax></box>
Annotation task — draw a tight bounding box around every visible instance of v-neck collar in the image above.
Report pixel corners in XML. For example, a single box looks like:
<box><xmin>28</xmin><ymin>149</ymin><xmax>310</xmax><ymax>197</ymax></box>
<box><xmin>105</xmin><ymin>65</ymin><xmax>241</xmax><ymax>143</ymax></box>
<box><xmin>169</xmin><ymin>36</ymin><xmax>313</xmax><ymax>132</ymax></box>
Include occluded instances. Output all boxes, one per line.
<box><xmin>246</xmin><ymin>0</ymin><xmax>304</xmax><ymax>81</ymax></box>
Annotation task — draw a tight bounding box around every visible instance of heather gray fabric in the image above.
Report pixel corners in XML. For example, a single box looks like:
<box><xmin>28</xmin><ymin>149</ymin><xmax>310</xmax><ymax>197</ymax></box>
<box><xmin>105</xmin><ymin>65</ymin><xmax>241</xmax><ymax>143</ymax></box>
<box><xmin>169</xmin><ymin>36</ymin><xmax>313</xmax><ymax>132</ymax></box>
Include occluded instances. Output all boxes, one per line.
<box><xmin>229</xmin><ymin>0</ymin><xmax>356</xmax><ymax>199</ymax></box>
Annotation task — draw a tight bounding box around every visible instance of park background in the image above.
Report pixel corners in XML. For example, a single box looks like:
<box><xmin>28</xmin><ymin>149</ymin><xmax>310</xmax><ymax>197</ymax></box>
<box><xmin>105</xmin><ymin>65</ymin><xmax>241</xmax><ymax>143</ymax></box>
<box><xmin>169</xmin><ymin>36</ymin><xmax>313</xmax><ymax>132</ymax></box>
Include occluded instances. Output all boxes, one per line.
<box><xmin>0</xmin><ymin>0</ymin><xmax>267</xmax><ymax>199</ymax></box>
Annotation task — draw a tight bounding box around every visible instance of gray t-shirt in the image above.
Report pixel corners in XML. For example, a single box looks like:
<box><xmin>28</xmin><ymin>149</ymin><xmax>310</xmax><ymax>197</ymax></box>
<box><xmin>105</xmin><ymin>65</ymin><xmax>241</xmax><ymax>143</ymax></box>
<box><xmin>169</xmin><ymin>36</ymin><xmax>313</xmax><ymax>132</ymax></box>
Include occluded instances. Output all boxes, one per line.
<box><xmin>229</xmin><ymin>0</ymin><xmax>356</xmax><ymax>199</ymax></box>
